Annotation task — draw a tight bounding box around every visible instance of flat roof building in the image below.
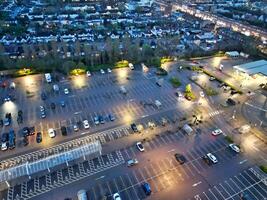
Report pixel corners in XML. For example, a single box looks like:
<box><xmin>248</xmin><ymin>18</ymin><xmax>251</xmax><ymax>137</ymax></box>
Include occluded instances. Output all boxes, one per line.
<box><xmin>233</xmin><ymin>60</ymin><xmax>267</xmax><ymax>76</ymax></box>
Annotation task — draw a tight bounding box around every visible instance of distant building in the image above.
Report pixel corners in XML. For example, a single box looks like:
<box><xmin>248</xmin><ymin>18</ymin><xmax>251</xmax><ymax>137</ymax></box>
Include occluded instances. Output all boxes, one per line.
<box><xmin>125</xmin><ymin>0</ymin><xmax>154</xmax><ymax>11</ymax></box>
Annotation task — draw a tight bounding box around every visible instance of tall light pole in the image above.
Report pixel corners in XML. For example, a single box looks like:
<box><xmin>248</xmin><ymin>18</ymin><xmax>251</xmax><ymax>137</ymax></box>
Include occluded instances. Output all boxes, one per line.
<box><xmin>232</xmin><ymin>109</ymin><xmax>236</xmax><ymax>120</ymax></box>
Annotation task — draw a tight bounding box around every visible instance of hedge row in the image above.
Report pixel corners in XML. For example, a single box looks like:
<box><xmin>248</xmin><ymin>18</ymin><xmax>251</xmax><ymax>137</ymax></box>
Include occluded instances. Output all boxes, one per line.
<box><xmin>202</xmin><ymin>69</ymin><xmax>243</xmax><ymax>94</ymax></box>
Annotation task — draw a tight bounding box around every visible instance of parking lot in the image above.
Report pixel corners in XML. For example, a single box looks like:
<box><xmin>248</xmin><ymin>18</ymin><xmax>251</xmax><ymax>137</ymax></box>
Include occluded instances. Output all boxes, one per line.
<box><xmin>1</xmin><ymin>59</ymin><xmax>267</xmax><ymax>200</ymax></box>
<box><xmin>0</xmin><ymin>115</ymin><xmax>256</xmax><ymax>200</ymax></box>
<box><xmin>193</xmin><ymin>167</ymin><xmax>267</xmax><ymax>200</ymax></box>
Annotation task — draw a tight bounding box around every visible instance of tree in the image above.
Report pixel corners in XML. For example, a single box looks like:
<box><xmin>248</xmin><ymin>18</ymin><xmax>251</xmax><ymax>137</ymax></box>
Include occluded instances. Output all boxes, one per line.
<box><xmin>185</xmin><ymin>84</ymin><xmax>192</xmax><ymax>93</ymax></box>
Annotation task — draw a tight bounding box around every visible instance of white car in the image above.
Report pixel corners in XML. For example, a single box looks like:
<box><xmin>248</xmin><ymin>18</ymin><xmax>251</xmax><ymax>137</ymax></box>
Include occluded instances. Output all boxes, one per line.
<box><xmin>100</xmin><ymin>69</ymin><xmax>105</xmax><ymax>74</ymax></box>
<box><xmin>200</xmin><ymin>91</ymin><xmax>205</xmax><ymax>98</ymax></box>
<box><xmin>107</xmin><ymin>68</ymin><xmax>112</xmax><ymax>73</ymax></box>
<box><xmin>64</xmin><ymin>88</ymin><xmax>69</xmax><ymax>95</ymax></box>
<box><xmin>229</xmin><ymin>144</ymin><xmax>240</xmax><ymax>153</ymax></box>
<box><xmin>207</xmin><ymin>153</ymin><xmax>218</xmax><ymax>163</ymax></box>
<box><xmin>127</xmin><ymin>158</ymin><xmax>138</xmax><ymax>167</ymax></box>
<box><xmin>113</xmin><ymin>193</ymin><xmax>121</xmax><ymax>200</ymax></box>
<box><xmin>129</xmin><ymin>63</ymin><xmax>134</xmax><ymax>70</ymax></box>
<box><xmin>209</xmin><ymin>76</ymin><xmax>216</xmax><ymax>81</ymax></box>
<box><xmin>136</xmin><ymin>142</ymin><xmax>145</xmax><ymax>152</ymax></box>
<box><xmin>86</xmin><ymin>71</ymin><xmax>91</xmax><ymax>77</ymax></box>
<box><xmin>73</xmin><ymin>125</ymin><xmax>79</xmax><ymax>132</ymax></box>
<box><xmin>40</xmin><ymin>106</ymin><xmax>45</xmax><ymax>112</ymax></box>
<box><xmin>1</xmin><ymin>142</ymin><xmax>8</xmax><ymax>151</ymax></box>
<box><xmin>48</xmin><ymin>128</ymin><xmax>56</xmax><ymax>138</ymax></box>
<box><xmin>212</xmin><ymin>129</ymin><xmax>223</xmax><ymax>136</ymax></box>
<box><xmin>83</xmin><ymin>120</ymin><xmax>90</xmax><ymax>129</ymax></box>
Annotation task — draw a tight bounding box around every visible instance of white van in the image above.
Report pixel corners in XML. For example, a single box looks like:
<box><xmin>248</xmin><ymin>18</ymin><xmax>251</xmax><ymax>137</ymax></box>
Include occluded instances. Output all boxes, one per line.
<box><xmin>129</xmin><ymin>63</ymin><xmax>134</xmax><ymax>70</ymax></box>
<box><xmin>77</xmin><ymin>189</ymin><xmax>88</xmax><ymax>200</ymax></box>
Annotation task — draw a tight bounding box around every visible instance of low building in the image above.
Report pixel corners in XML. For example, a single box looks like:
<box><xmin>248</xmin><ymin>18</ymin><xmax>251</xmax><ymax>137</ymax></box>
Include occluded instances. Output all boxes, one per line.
<box><xmin>225</xmin><ymin>51</ymin><xmax>239</xmax><ymax>57</ymax></box>
<box><xmin>233</xmin><ymin>60</ymin><xmax>267</xmax><ymax>77</ymax></box>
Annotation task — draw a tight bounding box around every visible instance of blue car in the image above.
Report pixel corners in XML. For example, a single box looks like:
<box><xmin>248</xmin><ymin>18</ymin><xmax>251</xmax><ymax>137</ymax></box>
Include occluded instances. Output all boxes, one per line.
<box><xmin>142</xmin><ymin>182</ymin><xmax>151</xmax><ymax>196</ymax></box>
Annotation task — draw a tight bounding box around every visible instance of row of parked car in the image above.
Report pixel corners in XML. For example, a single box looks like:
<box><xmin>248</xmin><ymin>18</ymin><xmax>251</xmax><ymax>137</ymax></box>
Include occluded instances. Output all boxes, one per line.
<box><xmin>1</xmin><ymin>130</ymin><xmax>15</xmax><ymax>151</ymax></box>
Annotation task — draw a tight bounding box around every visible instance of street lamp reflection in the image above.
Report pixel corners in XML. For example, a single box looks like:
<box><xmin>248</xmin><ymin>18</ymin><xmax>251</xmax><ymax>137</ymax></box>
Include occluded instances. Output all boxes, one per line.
<box><xmin>72</xmin><ymin>75</ymin><xmax>86</xmax><ymax>89</ymax></box>
<box><xmin>116</xmin><ymin>68</ymin><xmax>129</xmax><ymax>84</ymax></box>
<box><xmin>2</xmin><ymin>101</ymin><xmax>17</xmax><ymax>115</ymax></box>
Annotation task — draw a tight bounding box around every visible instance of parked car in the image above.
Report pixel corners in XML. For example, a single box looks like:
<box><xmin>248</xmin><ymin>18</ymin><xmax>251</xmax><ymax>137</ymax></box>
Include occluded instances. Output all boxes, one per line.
<box><xmin>48</xmin><ymin>128</ymin><xmax>56</xmax><ymax>138</ymax></box>
<box><xmin>142</xmin><ymin>182</ymin><xmax>151</xmax><ymax>196</ymax></box>
<box><xmin>94</xmin><ymin>117</ymin><xmax>99</xmax><ymax>125</ymax></box>
<box><xmin>131</xmin><ymin>123</ymin><xmax>138</xmax><ymax>132</ymax></box>
<box><xmin>23</xmin><ymin>127</ymin><xmax>30</xmax><ymax>137</ymax></box>
<box><xmin>73</xmin><ymin>124</ymin><xmax>79</xmax><ymax>132</ymax></box>
<box><xmin>112</xmin><ymin>193</ymin><xmax>121</xmax><ymax>200</ymax></box>
<box><xmin>99</xmin><ymin>116</ymin><xmax>105</xmax><ymax>124</ymax></box>
<box><xmin>1</xmin><ymin>133</ymin><xmax>9</xmax><ymax>151</ymax></box>
<box><xmin>61</xmin><ymin>101</ymin><xmax>65</xmax><ymax>107</ymax></box>
<box><xmin>174</xmin><ymin>153</ymin><xmax>186</xmax><ymax>164</ymax></box>
<box><xmin>127</xmin><ymin>158</ymin><xmax>138</xmax><ymax>167</ymax></box>
<box><xmin>211</xmin><ymin>129</ymin><xmax>223</xmax><ymax>136</ymax></box>
<box><xmin>64</xmin><ymin>88</ymin><xmax>69</xmax><ymax>95</ymax></box>
<box><xmin>100</xmin><ymin>69</ymin><xmax>105</xmax><ymax>74</ymax></box>
<box><xmin>36</xmin><ymin>132</ymin><xmax>42</xmax><ymax>143</ymax></box>
<box><xmin>29</xmin><ymin>126</ymin><xmax>35</xmax><ymax>135</ymax></box>
<box><xmin>136</xmin><ymin>142</ymin><xmax>145</xmax><ymax>152</ymax></box>
<box><xmin>86</xmin><ymin>71</ymin><xmax>91</xmax><ymax>77</ymax></box>
<box><xmin>107</xmin><ymin>68</ymin><xmax>112</xmax><ymax>73</ymax></box>
<box><xmin>209</xmin><ymin>76</ymin><xmax>216</xmax><ymax>81</ymax></box>
<box><xmin>83</xmin><ymin>120</ymin><xmax>90</xmax><ymax>129</ymax></box>
<box><xmin>41</xmin><ymin>92</ymin><xmax>46</xmax><ymax>100</ymax></box>
<box><xmin>227</xmin><ymin>98</ymin><xmax>236</xmax><ymax>106</ymax></box>
<box><xmin>229</xmin><ymin>144</ymin><xmax>240</xmax><ymax>153</ymax></box>
<box><xmin>61</xmin><ymin>126</ymin><xmax>67</xmax><ymax>136</ymax></box>
<box><xmin>203</xmin><ymin>153</ymin><xmax>218</xmax><ymax>164</ymax></box>
<box><xmin>40</xmin><ymin>106</ymin><xmax>45</xmax><ymax>112</ymax></box>
<box><xmin>108</xmin><ymin>114</ymin><xmax>115</xmax><ymax>121</ymax></box>
<box><xmin>22</xmin><ymin>136</ymin><xmax>29</xmax><ymax>146</ymax></box>
<box><xmin>40</xmin><ymin>111</ymin><xmax>46</xmax><ymax>118</ymax></box>
<box><xmin>199</xmin><ymin>91</ymin><xmax>205</xmax><ymax>97</ymax></box>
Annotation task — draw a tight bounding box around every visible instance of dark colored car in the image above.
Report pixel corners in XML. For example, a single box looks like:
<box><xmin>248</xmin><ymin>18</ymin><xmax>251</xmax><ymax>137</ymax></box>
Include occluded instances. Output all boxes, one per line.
<box><xmin>29</xmin><ymin>126</ymin><xmax>35</xmax><ymax>135</ymax></box>
<box><xmin>5</xmin><ymin>113</ymin><xmax>11</xmax><ymax>120</ymax></box>
<box><xmin>22</xmin><ymin>127</ymin><xmax>30</xmax><ymax>137</ymax></box>
<box><xmin>142</xmin><ymin>182</ymin><xmax>151</xmax><ymax>196</ymax></box>
<box><xmin>36</xmin><ymin>132</ymin><xmax>42</xmax><ymax>143</ymax></box>
<box><xmin>41</xmin><ymin>92</ymin><xmax>46</xmax><ymax>100</ymax></box>
<box><xmin>22</xmin><ymin>137</ymin><xmax>29</xmax><ymax>146</ymax></box>
<box><xmin>108</xmin><ymin>114</ymin><xmax>115</xmax><ymax>121</ymax></box>
<box><xmin>18</xmin><ymin>110</ymin><xmax>23</xmax><ymax>116</ymax></box>
<box><xmin>174</xmin><ymin>153</ymin><xmax>186</xmax><ymax>164</ymax></box>
<box><xmin>61</xmin><ymin>126</ymin><xmax>67</xmax><ymax>136</ymax></box>
<box><xmin>51</xmin><ymin>103</ymin><xmax>56</xmax><ymax>109</ymax></box>
<box><xmin>61</xmin><ymin>101</ymin><xmax>65</xmax><ymax>107</ymax></box>
<box><xmin>227</xmin><ymin>98</ymin><xmax>236</xmax><ymax>106</ymax></box>
<box><xmin>1</xmin><ymin>132</ymin><xmax>8</xmax><ymax>143</ymax></box>
<box><xmin>99</xmin><ymin>116</ymin><xmax>105</xmax><ymax>124</ymax></box>
<box><xmin>0</xmin><ymin>119</ymin><xmax>3</xmax><ymax>127</ymax></box>
<box><xmin>131</xmin><ymin>123</ymin><xmax>138</xmax><ymax>132</ymax></box>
